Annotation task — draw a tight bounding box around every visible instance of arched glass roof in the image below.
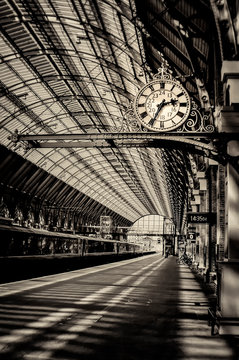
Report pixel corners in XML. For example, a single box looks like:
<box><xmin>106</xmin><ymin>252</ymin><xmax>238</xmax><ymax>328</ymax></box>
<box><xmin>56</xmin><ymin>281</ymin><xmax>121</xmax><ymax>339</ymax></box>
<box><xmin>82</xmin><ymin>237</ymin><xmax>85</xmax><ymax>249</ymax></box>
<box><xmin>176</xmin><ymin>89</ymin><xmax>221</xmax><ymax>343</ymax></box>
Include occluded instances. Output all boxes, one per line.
<box><xmin>0</xmin><ymin>0</ymin><xmax>224</xmax><ymax>231</ymax></box>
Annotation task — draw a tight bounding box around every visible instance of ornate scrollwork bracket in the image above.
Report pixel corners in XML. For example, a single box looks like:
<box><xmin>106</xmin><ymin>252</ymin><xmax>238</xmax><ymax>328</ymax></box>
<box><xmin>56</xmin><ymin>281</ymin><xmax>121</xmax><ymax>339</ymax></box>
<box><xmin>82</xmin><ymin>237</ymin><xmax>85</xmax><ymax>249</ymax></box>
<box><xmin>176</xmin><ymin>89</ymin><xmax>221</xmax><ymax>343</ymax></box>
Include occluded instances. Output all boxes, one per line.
<box><xmin>122</xmin><ymin>99</ymin><xmax>215</xmax><ymax>134</ymax></box>
<box><xmin>119</xmin><ymin>65</ymin><xmax>215</xmax><ymax>134</ymax></box>
<box><xmin>177</xmin><ymin>101</ymin><xmax>215</xmax><ymax>133</ymax></box>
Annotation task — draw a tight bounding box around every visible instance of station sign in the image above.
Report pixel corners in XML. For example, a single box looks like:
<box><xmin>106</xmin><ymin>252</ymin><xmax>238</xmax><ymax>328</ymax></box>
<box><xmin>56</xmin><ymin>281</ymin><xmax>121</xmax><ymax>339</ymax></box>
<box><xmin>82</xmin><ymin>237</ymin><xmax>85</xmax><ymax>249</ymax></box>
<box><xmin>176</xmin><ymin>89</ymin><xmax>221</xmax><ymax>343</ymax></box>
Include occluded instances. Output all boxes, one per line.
<box><xmin>187</xmin><ymin>232</ymin><xmax>196</xmax><ymax>240</ymax></box>
<box><xmin>187</xmin><ymin>212</ymin><xmax>216</xmax><ymax>224</ymax></box>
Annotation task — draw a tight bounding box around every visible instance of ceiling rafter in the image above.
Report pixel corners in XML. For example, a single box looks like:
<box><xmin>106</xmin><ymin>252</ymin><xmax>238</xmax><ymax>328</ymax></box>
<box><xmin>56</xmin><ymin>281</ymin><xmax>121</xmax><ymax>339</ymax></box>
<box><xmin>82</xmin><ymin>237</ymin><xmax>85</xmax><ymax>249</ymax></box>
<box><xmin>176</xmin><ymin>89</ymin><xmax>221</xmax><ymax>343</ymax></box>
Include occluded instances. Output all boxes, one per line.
<box><xmin>0</xmin><ymin>0</ymin><xmax>221</xmax><ymax>230</ymax></box>
<box><xmin>0</xmin><ymin>26</ymin><xmax>87</xmax><ymax>133</ymax></box>
<box><xmin>69</xmin><ymin>0</ymin><xmax>128</xmax><ymax>130</ymax></box>
<box><xmin>6</xmin><ymin>2</ymin><xmax>105</xmax><ymax>130</ymax></box>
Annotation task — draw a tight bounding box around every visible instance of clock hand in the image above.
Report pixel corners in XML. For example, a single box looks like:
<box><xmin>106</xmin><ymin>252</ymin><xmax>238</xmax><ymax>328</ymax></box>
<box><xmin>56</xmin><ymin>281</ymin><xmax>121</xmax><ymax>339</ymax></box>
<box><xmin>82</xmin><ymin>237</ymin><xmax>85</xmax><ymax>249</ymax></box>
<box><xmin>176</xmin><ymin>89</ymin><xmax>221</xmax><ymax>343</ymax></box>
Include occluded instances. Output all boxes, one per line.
<box><xmin>148</xmin><ymin>99</ymin><xmax>166</xmax><ymax>125</ymax></box>
<box><xmin>164</xmin><ymin>98</ymin><xmax>178</xmax><ymax>106</ymax></box>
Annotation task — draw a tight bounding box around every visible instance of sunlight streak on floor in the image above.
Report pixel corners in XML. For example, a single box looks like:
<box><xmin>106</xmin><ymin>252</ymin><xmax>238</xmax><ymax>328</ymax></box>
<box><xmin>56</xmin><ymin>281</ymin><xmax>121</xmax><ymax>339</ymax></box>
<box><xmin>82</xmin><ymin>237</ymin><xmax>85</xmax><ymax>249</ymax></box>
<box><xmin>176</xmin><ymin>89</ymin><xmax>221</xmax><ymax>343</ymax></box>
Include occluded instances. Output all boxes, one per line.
<box><xmin>177</xmin><ymin>265</ymin><xmax>234</xmax><ymax>359</ymax></box>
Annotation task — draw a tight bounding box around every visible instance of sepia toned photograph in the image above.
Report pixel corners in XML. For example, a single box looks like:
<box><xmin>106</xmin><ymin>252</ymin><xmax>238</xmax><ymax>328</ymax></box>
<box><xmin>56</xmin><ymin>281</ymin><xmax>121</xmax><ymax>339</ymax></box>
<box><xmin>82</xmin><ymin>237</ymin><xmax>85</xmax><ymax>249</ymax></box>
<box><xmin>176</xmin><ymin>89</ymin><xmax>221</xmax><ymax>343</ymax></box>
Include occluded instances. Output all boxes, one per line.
<box><xmin>0</xmin><ymin>0</ymin><xmax>239</xmax><ymax>359</ymax></box>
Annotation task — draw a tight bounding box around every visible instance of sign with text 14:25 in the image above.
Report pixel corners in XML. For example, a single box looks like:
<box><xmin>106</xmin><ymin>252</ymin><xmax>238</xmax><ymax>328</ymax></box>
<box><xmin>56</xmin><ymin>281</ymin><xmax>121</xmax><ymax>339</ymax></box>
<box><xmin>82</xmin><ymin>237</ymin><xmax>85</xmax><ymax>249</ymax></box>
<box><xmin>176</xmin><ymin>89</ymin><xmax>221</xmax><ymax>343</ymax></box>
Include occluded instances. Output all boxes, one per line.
<box><xmin>187</xmin><ymin>212</ymin><xmax>216</xmax><ymax>224</ymax></box>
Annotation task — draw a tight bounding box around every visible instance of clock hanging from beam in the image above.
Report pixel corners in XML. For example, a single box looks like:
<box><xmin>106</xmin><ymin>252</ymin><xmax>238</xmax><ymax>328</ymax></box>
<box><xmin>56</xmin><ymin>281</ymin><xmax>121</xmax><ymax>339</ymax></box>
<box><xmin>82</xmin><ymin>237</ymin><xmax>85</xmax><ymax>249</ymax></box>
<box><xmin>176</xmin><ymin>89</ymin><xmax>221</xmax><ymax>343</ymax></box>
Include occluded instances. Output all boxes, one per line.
<box><xmin>133</xmin><ymin>65</ymin><xmax>191</xmax><ymax>132</ymax></box>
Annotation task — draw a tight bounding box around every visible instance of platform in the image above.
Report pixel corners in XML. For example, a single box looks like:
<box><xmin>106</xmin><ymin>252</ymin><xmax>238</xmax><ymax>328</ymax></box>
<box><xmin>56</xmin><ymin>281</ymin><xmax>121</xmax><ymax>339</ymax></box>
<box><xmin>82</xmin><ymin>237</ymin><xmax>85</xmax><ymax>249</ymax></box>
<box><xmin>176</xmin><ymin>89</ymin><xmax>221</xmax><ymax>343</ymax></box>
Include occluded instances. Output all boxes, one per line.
<box><xmin>0</xmin><ymin>254</ymin><xmax>238</xmax><ymax>360</ymax></box>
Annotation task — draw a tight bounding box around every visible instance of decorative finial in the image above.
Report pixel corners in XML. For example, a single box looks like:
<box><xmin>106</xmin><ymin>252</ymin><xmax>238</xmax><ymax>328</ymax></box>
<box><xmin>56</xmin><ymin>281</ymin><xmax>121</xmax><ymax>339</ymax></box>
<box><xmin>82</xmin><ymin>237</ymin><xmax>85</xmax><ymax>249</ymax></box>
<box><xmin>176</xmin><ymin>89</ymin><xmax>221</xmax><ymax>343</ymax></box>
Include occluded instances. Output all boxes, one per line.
<box><xmin>153</xmin><ymin>62</ymin><xmax>173</xmax><ymax>80</ymax></box>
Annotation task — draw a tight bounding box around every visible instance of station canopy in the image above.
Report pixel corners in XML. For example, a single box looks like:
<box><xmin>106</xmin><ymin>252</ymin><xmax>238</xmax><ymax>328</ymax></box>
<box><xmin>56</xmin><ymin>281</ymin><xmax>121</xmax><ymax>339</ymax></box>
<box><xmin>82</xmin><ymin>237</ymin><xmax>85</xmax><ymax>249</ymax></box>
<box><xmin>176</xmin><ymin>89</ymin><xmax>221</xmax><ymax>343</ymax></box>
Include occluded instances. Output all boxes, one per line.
<box><xmin>0</xmin><ymin>0</ymin><xmax>224</xmax><ymax>231</ymax></box>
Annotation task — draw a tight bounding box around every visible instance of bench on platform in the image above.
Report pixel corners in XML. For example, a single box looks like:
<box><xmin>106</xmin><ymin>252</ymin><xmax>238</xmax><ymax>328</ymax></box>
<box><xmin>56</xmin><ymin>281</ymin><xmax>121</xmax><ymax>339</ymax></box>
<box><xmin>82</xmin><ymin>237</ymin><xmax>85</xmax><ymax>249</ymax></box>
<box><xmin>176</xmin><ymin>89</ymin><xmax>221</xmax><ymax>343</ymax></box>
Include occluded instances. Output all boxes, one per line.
<box><xmin>208</xmin><ymin>308</ymin><xmax>239</xmax><ymax>336</ymax></box>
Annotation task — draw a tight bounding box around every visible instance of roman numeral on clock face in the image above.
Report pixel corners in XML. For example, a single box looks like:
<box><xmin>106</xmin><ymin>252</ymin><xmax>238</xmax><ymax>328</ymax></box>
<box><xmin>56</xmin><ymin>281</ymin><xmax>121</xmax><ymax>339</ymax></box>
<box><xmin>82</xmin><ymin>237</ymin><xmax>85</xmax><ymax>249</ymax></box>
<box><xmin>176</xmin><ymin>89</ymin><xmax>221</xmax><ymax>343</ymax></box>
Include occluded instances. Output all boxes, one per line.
<box><xmin>177</xmin><ymin>111</ymin><xmax>184</xmax><ymax>118</ymax></box>
<box><xmin>148</xmin><ymin>118</ymin><xmax>155</xmax><ymax>126</ymax></box>
<box><xmin>140</xmin><ymin>111</ymin><xmax>148</xmax><ymax>119</ymax></box>
<box><xmin>179</xmin><ymin>102</ymin><xmax>187</xmax><ymax>107</ymax></box>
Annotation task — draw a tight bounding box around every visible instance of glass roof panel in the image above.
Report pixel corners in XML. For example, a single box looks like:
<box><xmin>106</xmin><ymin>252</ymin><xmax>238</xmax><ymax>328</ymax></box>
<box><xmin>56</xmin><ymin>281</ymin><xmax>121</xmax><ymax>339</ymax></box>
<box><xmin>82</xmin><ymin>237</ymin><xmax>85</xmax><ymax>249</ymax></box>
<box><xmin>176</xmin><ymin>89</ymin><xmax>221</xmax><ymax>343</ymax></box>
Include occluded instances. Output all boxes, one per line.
<box><xmin>0</xmin><ymin>0</ymin><xmax>200</xmax><ymax>230</ymax></box>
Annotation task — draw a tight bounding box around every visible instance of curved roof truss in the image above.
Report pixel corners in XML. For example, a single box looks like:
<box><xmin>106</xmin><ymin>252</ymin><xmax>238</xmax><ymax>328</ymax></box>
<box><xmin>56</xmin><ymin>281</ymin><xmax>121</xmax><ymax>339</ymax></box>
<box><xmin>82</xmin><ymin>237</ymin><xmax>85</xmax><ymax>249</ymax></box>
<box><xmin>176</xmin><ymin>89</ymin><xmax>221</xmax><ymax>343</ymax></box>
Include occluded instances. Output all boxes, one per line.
<box><xmin>0</xmin><ymin>0</ymin><xmax>227</xmax><ymax>232</ymax></box>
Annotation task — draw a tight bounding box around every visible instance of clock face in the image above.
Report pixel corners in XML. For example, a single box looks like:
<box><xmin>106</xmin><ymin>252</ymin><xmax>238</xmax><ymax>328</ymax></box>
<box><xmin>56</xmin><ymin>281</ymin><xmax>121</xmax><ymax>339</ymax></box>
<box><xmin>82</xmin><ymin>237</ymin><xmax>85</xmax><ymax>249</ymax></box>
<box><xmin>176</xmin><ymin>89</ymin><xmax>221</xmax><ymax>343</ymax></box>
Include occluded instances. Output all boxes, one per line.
<box><xmin>133</xmin><ymin>79</ymin><xmax>191</xmax><ymax>131</ymax></box>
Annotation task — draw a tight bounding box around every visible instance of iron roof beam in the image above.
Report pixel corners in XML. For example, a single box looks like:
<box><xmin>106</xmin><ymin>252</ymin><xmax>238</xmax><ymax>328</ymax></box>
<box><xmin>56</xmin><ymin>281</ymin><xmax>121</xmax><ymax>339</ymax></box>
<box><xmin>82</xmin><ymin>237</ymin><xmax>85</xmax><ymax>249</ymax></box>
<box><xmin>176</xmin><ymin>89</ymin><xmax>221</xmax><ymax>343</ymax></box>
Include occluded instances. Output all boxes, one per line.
<box><xmin>9</xmin><ymin>130</ymin><xmax>239</xmax><ymax>172</ymax></box>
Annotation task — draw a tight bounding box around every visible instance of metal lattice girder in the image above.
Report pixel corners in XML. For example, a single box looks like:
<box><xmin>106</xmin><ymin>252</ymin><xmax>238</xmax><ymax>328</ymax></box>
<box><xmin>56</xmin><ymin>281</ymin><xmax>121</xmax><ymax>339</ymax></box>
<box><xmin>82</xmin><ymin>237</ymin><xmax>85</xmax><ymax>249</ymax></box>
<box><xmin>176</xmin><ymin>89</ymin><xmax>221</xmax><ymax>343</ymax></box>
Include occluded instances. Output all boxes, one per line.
<box><xmin>1</xmin><ymin>0</ymin><xmax>233</xmax><ymax>232</ymax></box>
<box><xmin>9</xmin><ymin>130</ymin><xmax>239</xmax><ymax>162</ymax></box>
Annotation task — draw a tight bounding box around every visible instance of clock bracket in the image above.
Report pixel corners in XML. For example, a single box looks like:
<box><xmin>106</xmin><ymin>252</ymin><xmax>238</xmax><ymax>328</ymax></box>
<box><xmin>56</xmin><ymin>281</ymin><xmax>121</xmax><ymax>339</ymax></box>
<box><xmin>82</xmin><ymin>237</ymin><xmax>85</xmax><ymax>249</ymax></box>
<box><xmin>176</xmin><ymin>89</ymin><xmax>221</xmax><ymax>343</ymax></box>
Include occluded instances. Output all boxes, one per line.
<box><xmin>123</xmin><ymin>64</ymin><xmax>215</xmax><ymax>134</ymax></box>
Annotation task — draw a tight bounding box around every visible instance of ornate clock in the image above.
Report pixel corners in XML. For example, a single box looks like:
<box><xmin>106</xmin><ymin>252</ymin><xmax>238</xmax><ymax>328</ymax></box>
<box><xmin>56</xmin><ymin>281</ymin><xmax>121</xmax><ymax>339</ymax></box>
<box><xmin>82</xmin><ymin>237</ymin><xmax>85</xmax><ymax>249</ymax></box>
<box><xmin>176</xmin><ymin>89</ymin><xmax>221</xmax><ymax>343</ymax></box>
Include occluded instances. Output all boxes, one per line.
<box><xmin>133</xmin><ymin>70</ymin><xmax>191</xmax><ymax>132</ymax></box>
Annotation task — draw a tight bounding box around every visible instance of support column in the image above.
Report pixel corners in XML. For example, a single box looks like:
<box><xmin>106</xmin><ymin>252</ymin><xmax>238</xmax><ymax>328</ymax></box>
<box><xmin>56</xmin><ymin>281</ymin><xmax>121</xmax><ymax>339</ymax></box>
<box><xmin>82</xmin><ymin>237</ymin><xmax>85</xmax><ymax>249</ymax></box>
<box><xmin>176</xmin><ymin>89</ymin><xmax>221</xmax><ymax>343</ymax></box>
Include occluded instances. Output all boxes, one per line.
<box><xmin>207</xmin><ymin>164</ymin><xmax>217</xmax><ymax>278</ymax></box>
<box><xmin>217</xmin><ymin>164</ymin><xmax>226</xmax><ymax>262</ymax></box>
<box><xmin>218</xmin><ymin>60</ymin><xmax>239</xmax><ymax>335</ymax></box>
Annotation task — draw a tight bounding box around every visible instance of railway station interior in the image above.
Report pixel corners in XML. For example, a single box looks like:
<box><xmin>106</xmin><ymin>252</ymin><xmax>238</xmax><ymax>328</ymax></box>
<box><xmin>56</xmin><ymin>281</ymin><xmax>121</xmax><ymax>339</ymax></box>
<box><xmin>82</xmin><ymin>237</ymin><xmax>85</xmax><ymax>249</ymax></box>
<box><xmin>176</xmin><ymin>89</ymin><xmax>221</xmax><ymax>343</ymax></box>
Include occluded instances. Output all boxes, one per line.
<box><xmin>0</xmin><ymin>0</ymin><xmax>239</xmax><ymax>359</ymax></box>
